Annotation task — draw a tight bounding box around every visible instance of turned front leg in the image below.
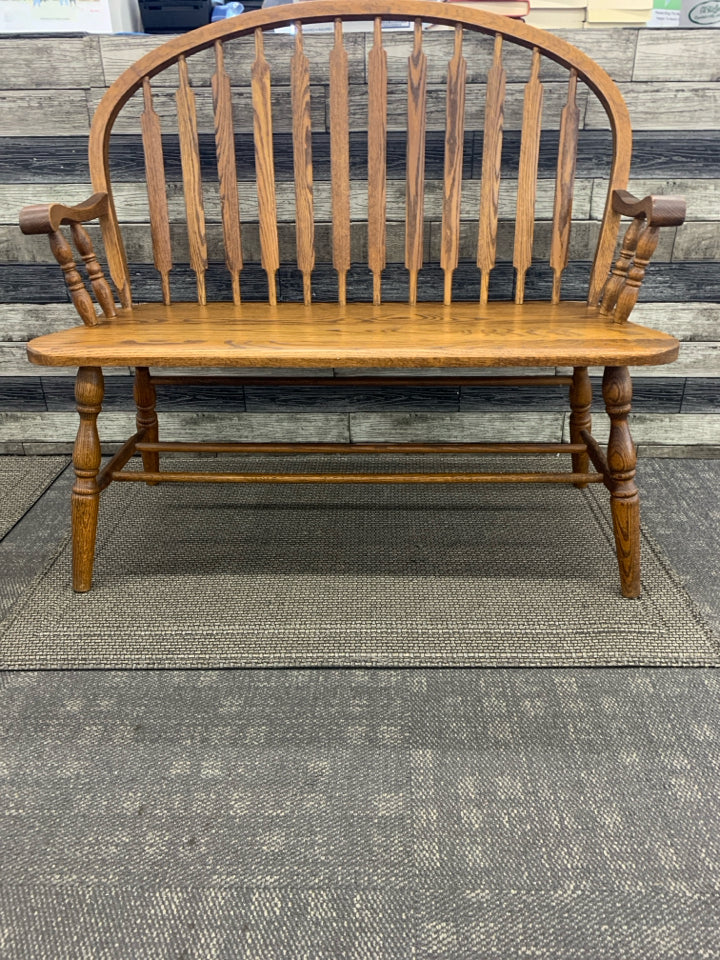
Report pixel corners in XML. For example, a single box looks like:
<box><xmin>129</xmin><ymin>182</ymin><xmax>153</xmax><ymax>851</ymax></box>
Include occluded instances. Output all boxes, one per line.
<box><xmin>603</xmin><ymin>365</ymin><xmax>640</xmax><ymax>598</ymax></box>
<box><xmin>569</xmin><ymin>366</ymin><xmax>592</xmax><ymax>488</ymax></box>
<box><xmin>134</xmin><ymin>366</ymin><xmax>159</xmax><ymax>482</ymax></box>
<box><xmin>72</xmin><ymin>366</ymin><xmax>104</xmax><ymax>592</ymax></box>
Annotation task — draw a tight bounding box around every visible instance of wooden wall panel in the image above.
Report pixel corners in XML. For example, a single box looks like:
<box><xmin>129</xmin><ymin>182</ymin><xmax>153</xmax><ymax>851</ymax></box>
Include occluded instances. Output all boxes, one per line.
<box><xmin>1</xmin><ymin>30</ymin><xmax>719</xmax><ymax>449</ymax></box>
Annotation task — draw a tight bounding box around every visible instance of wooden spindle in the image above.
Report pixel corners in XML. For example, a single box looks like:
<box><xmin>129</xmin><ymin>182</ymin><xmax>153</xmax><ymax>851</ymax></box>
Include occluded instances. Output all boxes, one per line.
<box><xmin>141</xmin><ymin>77</ymin><xmax>173</xmax><ymax>305</ymax></box>
<box><xmin>329</xmin><ymin>19</ymin><xmax>351</xmax><ymax>306</ymax></box>
<box><xmin>49</xmin><ymin>229</ymin><xmax>99</xmax><ymax>326</ymax></box>
<box><xmin>70</xmin><ymin>222</ymin><xmax>117</xmax><ymax>318</ymax></box>
<box><xmin>477</xmin><ymin>34</ymin><xmax>506</xmax><ymax>306</ymax></box>
<box><xmin>513</xmin><ymin>48</ymin><xmax>543</xmax><ymax>305</ymax></box>
<box><xmin>72</xmin><ymin>366</ymin><xmax>104</xmax><ymax>592</ymax></box>
<box><xmin>212</xmin><ymin>40</ymin><xmax>243</xmax><ymax>305</ymax></box>
<box><xmin>367</xmin><ymin>18</ymin><xmax>387</xmax><ymax>306</ymax></box>
<box><xmin>550</xmin><ymin>69</ymin><xmax>579</xmax><ymax>304</ymax></box>
<box><xmin>613</xmin><ymin>222</ymin><xmax>660</xmax><ymax>323</ymax></box>
<box><xmin>405</xmin><ymin>19</ymin><xmax>427</xmax><ymax>307</ymax></box>
<box><xmin>252</xmin><ymin>28</ymin><xmax>280</xmax><ymax>306</ymax></box>
<box><xmin>176</xmin><ymin>55</ymin><xmax>208</xmax><ymax>305</ymax></box>
<box><xmin>291</xmin><ymin>22</ymin><xmax>315</xmax><ymax>305</ymax></box>
<box><xmin>599</xmin><ymin>217</ymin><xmax>642</xmax><ymax>317</ymax></box>
<box><xmin>603</xmin><ymin>365</ymin><xmax>640</xmax><ymax>598</ymax></box>
<box><xmin>440</xmin><ymin>24</ymin><xmax>466</xmax><ymax>307</ymax></box>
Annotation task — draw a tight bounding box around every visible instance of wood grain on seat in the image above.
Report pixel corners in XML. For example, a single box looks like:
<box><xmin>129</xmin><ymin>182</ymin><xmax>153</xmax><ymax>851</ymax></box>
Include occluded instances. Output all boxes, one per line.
<box><xmin>27</xmin><ymin>301</ymin><xmax>679</xmax><ymax>369</ymax></box>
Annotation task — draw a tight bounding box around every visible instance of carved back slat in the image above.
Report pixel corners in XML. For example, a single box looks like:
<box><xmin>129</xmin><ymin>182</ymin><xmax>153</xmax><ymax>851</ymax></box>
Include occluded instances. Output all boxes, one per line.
<box><xmin>477</xmin><ymin>34</ymin><xmax>506</xmax><ymax>306</ymax></box>
<box><xmin>513</xmin><ymin>48</ymin><xmax>543</xmax><ymax>305</ymax></box>
<box><xmin>549</xmin><ymin>69</ymin><xmax>580</xmax><ymax>304</ymax></box>
<box><xmin>176</xmin><ymin>55</ymin><xmax>208</xmax><ymax>305</ymax></box>
<box><xmin>329</xmin><ymin>19</ymin><xmax>351</xmax><ymax>305</ymax></box>
<box><xmin>212</xmin><ymin>40</ymin><xmax>243</xmax><ymax>305</ymax></box>
<box><xmin>290</xmin><ymin>23</ymin><xmax>315</xmax><ymax>305</ymax></box>
<box><xmin>367</xmin><ymin>18</ymin><xmax>388</xmax><ymax>306</ymax></box>
<box><xmin>90</xmin><ymin>1</ymin><xmax>634</xmax><ymax>311</ymax></box>
<box><xmin>440</xmin><ymin>24</ymin><xmax>466</xmax><ymax>307</ymax></box>
<box><xmin>252</xmin><ymin>27</ymin><xmax>280</xmax><ymax>306</ymax></box>
<box><xmin>141</xmin><ymin>78</ymin><xmax>173</xmax><ymax>305</ymax></box>
<box><xmin>405</xmin><ymin>19</ymin><xmax>427</xmax><ymax>307</ymax></box>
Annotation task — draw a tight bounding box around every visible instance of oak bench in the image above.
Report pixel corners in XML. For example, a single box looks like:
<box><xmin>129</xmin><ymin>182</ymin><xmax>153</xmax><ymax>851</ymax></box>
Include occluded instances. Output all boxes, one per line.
<box><xmin>19</xmin><ymin>0</ymin><xmax>685</xmax><ymax>596</ymax></box>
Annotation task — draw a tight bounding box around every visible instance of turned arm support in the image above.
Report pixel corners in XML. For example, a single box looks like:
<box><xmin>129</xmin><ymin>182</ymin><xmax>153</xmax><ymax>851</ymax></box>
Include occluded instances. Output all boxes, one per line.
<box><xmin>19</xmin><ymin>193</ymin><xmax>116</xmax><ymax>325</ymax></box>
<box><xmin>600</xmin><ymin>190</ymin><xmax>686</xmax><ymax>322</ymax></box>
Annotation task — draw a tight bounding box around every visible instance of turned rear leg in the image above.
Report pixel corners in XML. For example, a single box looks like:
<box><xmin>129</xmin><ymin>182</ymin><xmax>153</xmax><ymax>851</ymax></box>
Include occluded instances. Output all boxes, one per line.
<box><xmin>72</xmin><ymin>366</ymin><xmax>104</xmax><ymax>592</ymax></box>
<box><xmin>603</xmin><ymin>365</ymin><xmax>640</xmax><ymax>599</ymax></box>
<box><xmin>569</xmin><ymin>366</ymin><xmax>592</xmax><ymax>488</ymax></box>
<box><xmin>134</xmin><ymin>366</ymin><xmax>159</xmax><ymax>484</ymax></box>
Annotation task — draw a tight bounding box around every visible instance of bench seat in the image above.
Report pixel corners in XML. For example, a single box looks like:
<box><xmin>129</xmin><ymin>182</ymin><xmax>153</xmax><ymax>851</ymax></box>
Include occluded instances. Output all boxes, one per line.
<box><xmin>27</xmin><ymin>301</ymin><xmax>679</xmax><ymax>369</ymax></box>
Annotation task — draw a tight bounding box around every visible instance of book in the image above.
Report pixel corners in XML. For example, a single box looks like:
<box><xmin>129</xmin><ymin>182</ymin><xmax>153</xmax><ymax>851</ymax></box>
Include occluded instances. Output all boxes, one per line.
<box><xmin>525</xmin><ymin>8</ymin><xmax>587</xmax><ymax>25</ymax></box>
<box><xmin>585</xmin><ymin>6</ymin><xmax>652</xmax><ymax>19</ymax></box>
<box><xmin>443</xmin><ymin>0</ymin><xmax>531</xmax><ymax>16</ymax></box>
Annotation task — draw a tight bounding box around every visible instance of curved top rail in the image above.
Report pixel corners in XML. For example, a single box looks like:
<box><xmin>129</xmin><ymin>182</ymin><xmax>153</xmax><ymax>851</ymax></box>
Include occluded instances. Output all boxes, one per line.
<box><xmin>89</xmin><ymin>0</ymin><xmax>631</xmax><ymax>179</ymax></box>
<box><xmin>88</xmin><ymin>0</ymin><xmax>633</xmax><ymax>307</ymax></box>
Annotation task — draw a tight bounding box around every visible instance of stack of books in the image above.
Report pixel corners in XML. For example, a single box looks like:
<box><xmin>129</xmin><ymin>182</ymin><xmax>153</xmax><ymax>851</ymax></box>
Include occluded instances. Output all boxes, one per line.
<box><xmin>436</xmin><ymin>0</ymin><xmax>531</xmax><ymax>19</ymax></box>
<box><xmin>584</xmin><ymin>0</ymin><xmax>653</xmax><ymax>25</ymax></box>
<box><xmin>525</xmin><ymin>0</ymin><xmax>588</xmax><ymax>28</ymax></box>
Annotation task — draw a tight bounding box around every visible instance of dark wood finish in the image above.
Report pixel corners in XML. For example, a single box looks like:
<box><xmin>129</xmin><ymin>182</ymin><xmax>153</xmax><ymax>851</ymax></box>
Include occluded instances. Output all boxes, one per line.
<box><xmin>440</xmin><ymin>24</ymin><xmax>466</xmax><ymax>306</ymax></box>
<box><xmin>251</xmin><ymin>27</ymin><xmax>280</xmax><ymax>305</ymax></box>
<box><xmin>112</xmin><ymin>469</ymin><xmax>604</xmax><ymax>485</ymax></box>
<box><xmin>599</xmin><ymin>216</ymin><xmax>642</xmax><ymax>318</ymax></box>
<box><xmin>97</xmin><ymin>430</ymin><xmax>145</xmax><ymax>492</ymax></box>
<box><xmin>603</xmin><ymin>365</ymin><xmax>640</xmax><ymax>598</ymax></box>
<box><xmin>329</xmin><ymin>18</ymin><xmax>351</xmax><ymax>305</ymax></box>
<box><xmin>513</xmin><ymin>48</ymin><xmax>542</xmax><ymax>305</ymax></box>
<box><xmin>367</xmin><ymin>18</ymin><xmax>388</xmax><ymax>306</ymax></box>
<box><xmin>550</xmin><ymin>69</ymin><xmax>579</xmax><ymax>304</ymax></box>
<box><xmin>151</xmin><ymin>374</ymin><xmax>574</xmax><ymax>387</ymax></box>
<box><xmin>72</xmin><ymin>366</ymin><xmax>103</xmax><ymax>592</ymax></box>
<box><xmin>569</xmin><ymin>365</ymin><xmax>591</xmax><ymax>487</ymax></box>
<box><xmin>612</xmin><ymin>189</ymin><xmax>686</xmax><ymax>227</ymax></box>
<box><xmin>134</xmin><ymin>366</ymin><xmax>160</xmax><ymax>480</ymax></box>
<box><xmin>477</xmin><ymin>33</ymin><xmax>505</xmax><ymax>306</ymax></box>
<box><xmin>405</xmin><ymin>19</ymin><xmax>427</xmax><ymax>306</ymax></box>
<box><xmin>136</xmin><ymin>441</ymin><xmax>587</xmax><ymax>454</ymax></box>
<box><xmin>212</xmin><ymin>41</ymin><xmax>243</xmax><ymax>305</ymax></box>
<box><xmin>176</xmin><ymin>55</ymin><xmax>208</xmax><ymax>305</ymax></box>
<box><xmin>141</xmin><ymin>78</ymin><xmax>173</xmax><ymax>305</ymax></box>
<box><xmin>19</xmin><ymin>192</ymin><xmax>108</xmax><ymax>235</ymax></box>
<box><xmin>69</xmin><ymin>222</ymin><xmax>117</xmax><ymax>319</ymax></box>
<box><xmin>291</xmin><ymin>24</ymin><xmax>315</xmax><ymax>306</ymax></box>
<box><xmin>18</xmin><ymin>0</ymin><xmax>688</xmax><ymax>594</ymax></box>
<box><xmin>48</xmin><ymin>229</ymin><xmax>99</xmax><ymax>327</ymax></box>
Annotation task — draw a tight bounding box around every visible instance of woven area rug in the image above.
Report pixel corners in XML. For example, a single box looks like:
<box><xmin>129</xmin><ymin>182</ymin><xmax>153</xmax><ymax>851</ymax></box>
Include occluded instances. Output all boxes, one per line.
<box><xmin>0</xmin><ymin>456</ymin><xmax>716</xmax><ymax>668</ymax></box>
<box><xmin>1</xmin><ymin>668</ymin><xmax>719</xmax><ymax>959</ymax></box>
<box><xmin>0</xmin><ymin>456</ymin><xmax>68</xmax><ymax>539</ymax></box>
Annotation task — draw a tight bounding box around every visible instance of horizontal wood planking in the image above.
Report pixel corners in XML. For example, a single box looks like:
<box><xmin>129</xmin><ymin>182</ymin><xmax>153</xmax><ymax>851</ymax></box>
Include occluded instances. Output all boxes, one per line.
<box><xmin>632</xmin><ymin>31</ymin><xmax>720</xmax><ymax>82</ymax></box>
<box><xmin>585</xmin><ymin>83</ymin><xmax>720</xmax><ymax>131</ymax></box>
<box><xmin>0</xmin><ymin>37</ymin><xmax>104</xmax><ymax>89</ymax></box>
<box><xmin>1</xmin><ymin>31</ymin><xmax>719</xmax><ymax>450</ymax></box>
<box><xmin>4</xmin><ymin>131</ymin><xmax>720</xmax><ymax>183</ymax></box>
<box><xmin>0</xmin><ymin>411</ymin><xmax>351</xmax><ymax>443</ymax></box>
<box><xmin>0</xmin><ymin>178</ymin><xmax>596</xmax><ymax>224</ymax></box>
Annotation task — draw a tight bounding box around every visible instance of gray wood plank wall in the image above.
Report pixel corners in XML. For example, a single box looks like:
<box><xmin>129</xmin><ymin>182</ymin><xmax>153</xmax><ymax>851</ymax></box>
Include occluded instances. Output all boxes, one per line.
<box><xmin>0</xmin><ymin>28</ymin><xmax>718</xmax><ymax>454</ymax></box>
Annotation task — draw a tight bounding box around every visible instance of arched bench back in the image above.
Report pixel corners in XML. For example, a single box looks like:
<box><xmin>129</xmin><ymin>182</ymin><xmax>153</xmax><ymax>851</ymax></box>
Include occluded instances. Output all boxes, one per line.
<box><xmin>89</xmin><ymin>0</ymin><xmax>632</xmax><ymax>311</ymax></box>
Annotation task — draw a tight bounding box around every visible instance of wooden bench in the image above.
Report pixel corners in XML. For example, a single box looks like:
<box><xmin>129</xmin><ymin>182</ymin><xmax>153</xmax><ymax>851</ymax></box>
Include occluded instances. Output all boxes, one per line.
<box><xmin>19</xmin><ymin>0</ymin><xmax>685</xmax><ymax>597</ymax></box>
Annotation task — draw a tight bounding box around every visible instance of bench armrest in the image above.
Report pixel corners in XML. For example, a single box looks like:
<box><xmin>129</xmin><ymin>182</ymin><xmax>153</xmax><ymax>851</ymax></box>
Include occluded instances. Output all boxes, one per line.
<box><xmin>19</xmin><ymin>192</ymin><xmax>109</xmax><ymax>235</ymax></box>
<box><xmin>19</xmin><ymin>192</ymin><xmax>116</xmax><ymax>325</ymax></box>
<box><xmin>601</xmin><ymin>189</ymin><xmax>686</xmax><ymax>322</ymax></box>
<box><xmin>611</xmin><ymin>189</ymin><xmax>686</xmax><ymax>228</ymax></box>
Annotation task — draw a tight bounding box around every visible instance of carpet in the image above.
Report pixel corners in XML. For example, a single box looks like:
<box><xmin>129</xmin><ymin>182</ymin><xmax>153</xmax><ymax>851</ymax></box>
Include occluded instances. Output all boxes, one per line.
<box><xmin>0</xmin><ymin>456</ymin><xmax>716</xmax><ymax>668</ymax></box>
<box><xmin>1</xmin><ymin>668</ymin><xmax>719</xmax><ymax>959</ymax></box>
<box><xmin>0</xmin><ymin>456</ymin><xmax>68</xmax><ymax>539</ymax></box>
